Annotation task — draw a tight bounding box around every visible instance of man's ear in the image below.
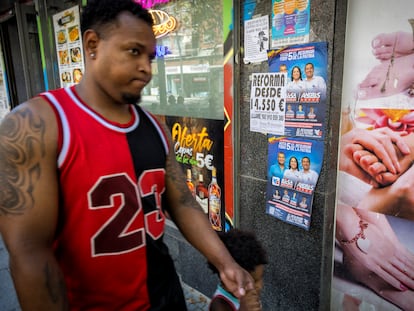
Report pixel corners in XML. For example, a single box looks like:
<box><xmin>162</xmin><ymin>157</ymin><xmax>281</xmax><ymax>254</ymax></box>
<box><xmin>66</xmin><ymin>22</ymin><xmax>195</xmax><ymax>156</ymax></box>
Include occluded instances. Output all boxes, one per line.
<box><xmin>83</xmin><ymin>29</ymin><xmax>99</xmax><ymax>57</ymax></box>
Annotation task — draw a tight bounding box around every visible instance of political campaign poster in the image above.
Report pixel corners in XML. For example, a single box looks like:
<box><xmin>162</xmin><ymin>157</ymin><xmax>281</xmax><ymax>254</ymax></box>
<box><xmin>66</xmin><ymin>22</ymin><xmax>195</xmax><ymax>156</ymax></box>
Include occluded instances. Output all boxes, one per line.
<box><xmin>268</xmin><ymin>41</ymin><xmax>328</xmax><ymax>140</ymax></box>
<box><xmin>333</xmin><ymin>1</ymin><xmax>414</xmax><ymax>310</ymax></box>
<box><xmin>266</xmin><ymin>135</ymin><xmax>323</xmax><ymax>230</ymax></box>
<box><xmin>250</xmin><ymin>72</ymin><xmax>287</xmax><ymax>135</ymax></box>
<box><xmin>271</xmin><ymin>0</ymin><xmax>310</xmax><ymax>48</ymax></box>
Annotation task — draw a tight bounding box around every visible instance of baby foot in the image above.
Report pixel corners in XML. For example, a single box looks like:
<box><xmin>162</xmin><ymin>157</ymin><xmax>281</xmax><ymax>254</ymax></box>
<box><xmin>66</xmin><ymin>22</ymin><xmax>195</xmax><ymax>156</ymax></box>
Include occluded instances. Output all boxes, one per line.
<box><xmin>357</xmin><ymin>53</ymin><xmax>414</xmax><ymax>99</ymax></box>
<box><xmin>352</xmin><ymin>149</ymin><xmax>396</xmax><ymax>187</ymax></box>
<box><xmin>372</xmin><ymin>31</ymin><xmax>414</xmax><ymax>61</ymax></box>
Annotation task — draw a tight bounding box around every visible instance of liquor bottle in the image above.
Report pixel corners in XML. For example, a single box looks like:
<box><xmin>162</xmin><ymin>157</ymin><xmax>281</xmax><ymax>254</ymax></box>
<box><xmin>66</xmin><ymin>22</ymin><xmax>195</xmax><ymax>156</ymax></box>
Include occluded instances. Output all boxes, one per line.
<box><xmin>208</xmin><ymin>167</ymin><xmax>222</xmax><ymax>231</ymax></box>
<box><xmin>196</xmin><ymin>174</ymin><xmax>208</xmax><ymax>213</ymax></box>
<box><xmin>186</xmin><ymin>169</ymin><xmax>195</xmax><ymax>197</ymax></box>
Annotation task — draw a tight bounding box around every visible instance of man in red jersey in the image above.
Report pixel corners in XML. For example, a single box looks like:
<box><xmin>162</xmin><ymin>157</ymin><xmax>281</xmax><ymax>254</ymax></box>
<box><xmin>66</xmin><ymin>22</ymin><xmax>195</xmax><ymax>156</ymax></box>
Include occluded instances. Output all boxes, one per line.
<box><xmin>0</xmin><ymin>0</ymin><xmax>254</xmax><ymax>310</ymax></box>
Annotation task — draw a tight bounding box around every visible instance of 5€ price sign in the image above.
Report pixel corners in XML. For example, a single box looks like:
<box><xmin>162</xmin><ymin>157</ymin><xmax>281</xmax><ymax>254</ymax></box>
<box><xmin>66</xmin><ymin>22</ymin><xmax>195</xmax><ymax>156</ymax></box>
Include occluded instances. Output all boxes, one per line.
<box><xmin>250</xmin><ymin>72</ymin><xmax>287</xmax><ymax>135</ymax></box>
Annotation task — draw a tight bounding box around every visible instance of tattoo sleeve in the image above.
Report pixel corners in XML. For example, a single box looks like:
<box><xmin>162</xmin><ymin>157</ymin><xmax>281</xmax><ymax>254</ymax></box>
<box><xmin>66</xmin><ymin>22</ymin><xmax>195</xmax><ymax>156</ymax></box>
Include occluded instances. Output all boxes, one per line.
<box><xmin>166</xmin><ymin>154</ymin><xmax>195</xmax><ymax>207</ymax></box>
<box><xmin>0</xmin><ymin>108</ymin><xmax>46</xmax><ymax>215</ymax></box>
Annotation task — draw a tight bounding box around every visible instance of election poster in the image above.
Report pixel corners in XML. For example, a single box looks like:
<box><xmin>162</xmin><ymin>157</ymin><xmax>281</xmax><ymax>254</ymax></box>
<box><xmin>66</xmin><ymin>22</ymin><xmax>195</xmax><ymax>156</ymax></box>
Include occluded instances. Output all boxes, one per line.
<box><xmin>250</xmin><ymin>72</ymin><xmax>287</xmax><ymax>135</ymax></box>
<box><xmin>267</xmin><ymin>42</ymin><xmax>328</xmax><ymax>140</ymax></box>
<box><xmin>266</xmin><ymin>135</ymin><xmax>323</xmax><ymax>230</ymax></box>
<box><xmin>271</xmin><ymin>0</ymin><xmax>310</xmax><ymax>48</ymax></box>
<box><xmin>332</xmin><ymin>0</ymin><xmax>414</xmax><ymax>310</ymax></box>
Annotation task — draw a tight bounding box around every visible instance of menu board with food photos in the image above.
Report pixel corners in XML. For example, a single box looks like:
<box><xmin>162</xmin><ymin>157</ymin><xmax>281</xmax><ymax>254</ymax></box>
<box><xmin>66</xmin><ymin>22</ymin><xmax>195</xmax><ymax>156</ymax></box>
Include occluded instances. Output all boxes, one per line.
<box><xmin>53</xmin><ymin>5</ymin><xmax>84</xmax><ymax>87</ymax></box>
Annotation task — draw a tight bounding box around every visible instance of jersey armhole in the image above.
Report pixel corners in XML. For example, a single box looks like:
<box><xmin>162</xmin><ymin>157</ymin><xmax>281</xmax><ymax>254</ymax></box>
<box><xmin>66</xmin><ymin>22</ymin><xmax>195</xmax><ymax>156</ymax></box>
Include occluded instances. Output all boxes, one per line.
<box><xmin>48</xmin><ymin>102</ymin><xmax>63</xmax><ymax>156</ymax></box>
<box><xmin>39</xmin><ymin>92</ymin><xmax>69</xmax><ymax>167</ymax></box>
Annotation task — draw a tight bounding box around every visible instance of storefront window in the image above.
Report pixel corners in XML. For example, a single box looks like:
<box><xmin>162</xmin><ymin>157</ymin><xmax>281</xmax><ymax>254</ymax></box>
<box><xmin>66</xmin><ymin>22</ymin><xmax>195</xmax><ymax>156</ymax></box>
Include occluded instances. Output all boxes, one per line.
<box><xmin>0</xmin><ymin>43</ymin><xmax>10</xmax><ymax>121</ymax></box>
<box><xmin>141</xmin><ymin>0</ymin><xmax>224</xmax><ymax>120</ymax></box>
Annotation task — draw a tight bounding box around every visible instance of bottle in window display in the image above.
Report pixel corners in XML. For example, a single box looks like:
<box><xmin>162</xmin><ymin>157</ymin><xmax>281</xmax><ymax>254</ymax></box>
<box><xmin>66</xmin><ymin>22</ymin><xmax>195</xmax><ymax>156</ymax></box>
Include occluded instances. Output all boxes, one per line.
<box><xmin>196</xmin><ymin>174</ymin><xmax>208</xmax><ymax>213</ymax></box>
<box><xmin>186</xmin><ymin>169</ymin><xmax>195</xmax><ymax>197</ymax></box>
<box><xmin>208</xmin><ymin>167</ymin><xmax>222</xmax><ymax>231</ymax></box>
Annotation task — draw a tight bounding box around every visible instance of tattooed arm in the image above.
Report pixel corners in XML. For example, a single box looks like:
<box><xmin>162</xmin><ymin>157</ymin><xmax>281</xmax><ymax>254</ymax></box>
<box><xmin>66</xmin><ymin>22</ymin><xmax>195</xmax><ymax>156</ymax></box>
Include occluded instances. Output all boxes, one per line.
<box><xmin>0</xmin><ymin>98</ymin><xmax>68</xmax><ymax>310</ymax></box>
<box><xmin>160</xmin><ymin>122</ymin><xmax>254</xmax><ymax>300</ymax></box>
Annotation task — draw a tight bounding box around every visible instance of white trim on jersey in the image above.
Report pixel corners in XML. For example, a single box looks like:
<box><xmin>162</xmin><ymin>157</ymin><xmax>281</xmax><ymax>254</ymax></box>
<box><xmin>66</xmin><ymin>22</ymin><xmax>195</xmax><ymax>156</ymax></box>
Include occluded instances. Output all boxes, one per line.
<box><xmin>41</xmin><ymin>92</ymin><xmax>71</xmax><ymax>167</ymax></box>
<box><xmin>65</xmin><ymin>87</ymin><xmax>140</xmax><ymax>133</ymax></box>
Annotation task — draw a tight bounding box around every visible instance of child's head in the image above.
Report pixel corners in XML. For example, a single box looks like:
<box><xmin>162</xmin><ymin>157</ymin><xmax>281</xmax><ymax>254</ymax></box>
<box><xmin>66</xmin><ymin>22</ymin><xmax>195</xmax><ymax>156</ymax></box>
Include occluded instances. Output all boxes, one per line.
<box><xmin>208</xmin><ymin>229</ymin><xmax>268</xmax><ymax>293</ymax></box>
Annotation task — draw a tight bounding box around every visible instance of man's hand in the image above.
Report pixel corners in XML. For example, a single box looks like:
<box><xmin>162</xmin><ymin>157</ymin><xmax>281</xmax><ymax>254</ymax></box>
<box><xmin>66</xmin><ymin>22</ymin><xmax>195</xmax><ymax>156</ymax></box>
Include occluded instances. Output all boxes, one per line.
<box><xmin>219</xmin><ymin>261</ymin><xmax>254</xmax><ymax>299</ymax></box>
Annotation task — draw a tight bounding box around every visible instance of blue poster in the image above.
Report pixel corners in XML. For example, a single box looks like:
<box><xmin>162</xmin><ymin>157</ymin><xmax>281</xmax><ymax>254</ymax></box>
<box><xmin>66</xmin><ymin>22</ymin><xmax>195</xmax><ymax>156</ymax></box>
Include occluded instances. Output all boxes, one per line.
<box><xmin>266</xmin><ymin>135</ymin><xmax>324</xmax><ymax>230</ymax></box>
<box><xmin>271</xmin><ymin>0</ymin><xmax>310</xmax><ymax>47</ymax></box>
<box><xmin>268</xmin><ymin>41</ymin><xmax>328</xmax><ymax>140</ymax></box>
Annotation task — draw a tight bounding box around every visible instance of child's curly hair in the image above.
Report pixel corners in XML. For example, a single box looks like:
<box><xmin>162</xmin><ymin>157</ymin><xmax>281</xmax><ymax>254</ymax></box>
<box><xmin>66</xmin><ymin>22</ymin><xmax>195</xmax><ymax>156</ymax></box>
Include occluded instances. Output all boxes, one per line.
<box><xmin>208</xmin><ymin>229</ymin><xmax>268</xmax><ymax>274</ymax></box>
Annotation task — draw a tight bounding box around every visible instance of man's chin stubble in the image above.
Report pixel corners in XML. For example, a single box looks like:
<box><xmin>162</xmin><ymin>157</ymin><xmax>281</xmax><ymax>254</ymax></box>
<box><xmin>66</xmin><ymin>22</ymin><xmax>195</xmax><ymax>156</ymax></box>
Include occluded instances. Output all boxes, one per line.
<box><xmin>122</xmin><ymin>93</ymin><xmax>141</xmax><ymax>105</ymax></box>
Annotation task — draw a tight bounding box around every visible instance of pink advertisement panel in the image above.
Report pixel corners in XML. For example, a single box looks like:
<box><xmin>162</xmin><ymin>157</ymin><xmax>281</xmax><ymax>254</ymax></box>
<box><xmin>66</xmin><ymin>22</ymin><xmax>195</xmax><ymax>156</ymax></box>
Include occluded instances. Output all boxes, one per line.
<box><xmin>333</xmin><ymin>1</ymin><xmax>414</xmax><ymax>310</ymax></box>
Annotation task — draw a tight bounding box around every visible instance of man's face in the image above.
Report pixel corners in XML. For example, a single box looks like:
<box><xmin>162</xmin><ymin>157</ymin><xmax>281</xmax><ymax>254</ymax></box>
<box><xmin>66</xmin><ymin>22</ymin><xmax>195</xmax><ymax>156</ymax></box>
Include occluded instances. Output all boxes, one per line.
<box><xmin>278</xmin><ymin>153</ymin><xmax>285</xmax><ymax>165</ymax></box>
<box><xmin>92</xmin><ymin>12</ymin><xmax>156</xmax><ymax>105</ymax></box>
<box><xmin>302</xmin><ymin>158</ymin><xmax>310</xmax><ymax>170</ymax></box>
<box><xmin>305</xmin><ymin>64</ymin><xmax>314</xmax><ymax>79</ymax></box>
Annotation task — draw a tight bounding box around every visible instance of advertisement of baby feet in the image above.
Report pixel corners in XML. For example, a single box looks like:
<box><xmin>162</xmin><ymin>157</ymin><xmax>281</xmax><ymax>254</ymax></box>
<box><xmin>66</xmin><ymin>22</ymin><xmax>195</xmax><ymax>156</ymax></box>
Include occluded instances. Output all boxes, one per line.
<box><xmin>334</xmin><ymin>1</ymin><xmax>414</xmax><ymax>310</ymax></box>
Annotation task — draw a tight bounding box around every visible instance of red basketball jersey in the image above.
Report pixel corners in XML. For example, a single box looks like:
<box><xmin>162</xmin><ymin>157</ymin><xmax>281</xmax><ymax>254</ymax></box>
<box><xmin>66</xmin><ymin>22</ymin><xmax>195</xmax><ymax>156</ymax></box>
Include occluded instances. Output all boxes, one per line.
<box><xmin>41</xmin><ymin>86</ymin><xmax>186</xmax><ymax>310</ymax></box>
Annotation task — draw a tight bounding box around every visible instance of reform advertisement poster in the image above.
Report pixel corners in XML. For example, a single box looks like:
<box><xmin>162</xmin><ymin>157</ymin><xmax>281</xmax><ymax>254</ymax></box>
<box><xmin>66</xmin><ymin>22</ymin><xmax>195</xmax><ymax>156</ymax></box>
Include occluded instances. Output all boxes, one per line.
<box><xmin>250</xmin><ymin>72</ymin><xmax>287</xmax><ymax>135</ymax></box>
<box><xmin>333</xmin><ymin>1</ymin><xmax>414</xmax><ymax>310</ymax></box>
<box><xmin>266</xmin><ymin>135</ymin><xmax>323</xmax><ymax>230</ymax></box>
<box><xmin>52</xmin><ymin>6</ymin><xmax>85</xmax><ymax>87</ymax></box>
<box><xmin>267</xmin><ymin>42</ymin><xmax>328</xmax><ymax>140</ymax></box>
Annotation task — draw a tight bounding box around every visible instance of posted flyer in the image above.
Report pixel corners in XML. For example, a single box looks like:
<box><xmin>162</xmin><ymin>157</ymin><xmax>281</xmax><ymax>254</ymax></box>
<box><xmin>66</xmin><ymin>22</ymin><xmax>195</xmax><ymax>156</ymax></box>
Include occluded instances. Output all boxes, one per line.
<box><xmin>244</xmin><ymin>15</ymin><xmax>269</xmax><ymax>64</ymax></box>
<box><xmin>52</xmin><ymin>6</ymin><xmax>85</xmax><ymax>87</ymax></box>
<box><xmin>271</xmin><ymin>0</ymin><xmax>310</xmax><ymax>48</ymax></box>
<box><xmin>268</xmin><ymin>41</ymin><xmax>328</xmax><ymax>140</ymax></box>
<box><xmin>250</xmin><ymin>72</ymin><xmax>287</xmax><ymax>135</ymax></box>
<box><xmin>266</xmin><ymin>135</ymin><xmax>323</xmax><ymax>230</ymax></box>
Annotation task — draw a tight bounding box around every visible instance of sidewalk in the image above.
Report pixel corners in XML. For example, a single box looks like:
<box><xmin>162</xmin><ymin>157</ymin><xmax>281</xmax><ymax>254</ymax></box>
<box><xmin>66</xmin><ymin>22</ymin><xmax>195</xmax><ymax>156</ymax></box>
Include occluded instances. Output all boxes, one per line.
<box><xmin>0</xmin><ymin>236</ymin><xmax>209</xmax><ymax>311</ymax></box>
<box><xmin>182</xmin><ymin>282</ymin><xmax>210</xmax><ymax>311</ymax></box>
<box><xmin>0</xmin><ymin>236</ymin><xmax>20</xmax><ymax>311</ymax></box>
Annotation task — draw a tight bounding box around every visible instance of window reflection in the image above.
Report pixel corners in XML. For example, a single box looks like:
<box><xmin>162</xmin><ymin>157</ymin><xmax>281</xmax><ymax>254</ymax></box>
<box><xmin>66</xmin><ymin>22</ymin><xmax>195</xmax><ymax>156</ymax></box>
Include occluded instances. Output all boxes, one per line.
<box><xmin>140</xmin><ymin>0</ymin><xmax>224</xmax><ymax>120</ymax></box>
